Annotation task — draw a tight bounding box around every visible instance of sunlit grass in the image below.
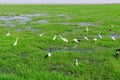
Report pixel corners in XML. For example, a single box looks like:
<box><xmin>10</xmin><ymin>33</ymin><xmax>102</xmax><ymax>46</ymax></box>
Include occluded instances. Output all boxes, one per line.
<box><xmin>0</xmin><ymin>4</ymin><xmax>120</xmax><ymax>80</ymax></box>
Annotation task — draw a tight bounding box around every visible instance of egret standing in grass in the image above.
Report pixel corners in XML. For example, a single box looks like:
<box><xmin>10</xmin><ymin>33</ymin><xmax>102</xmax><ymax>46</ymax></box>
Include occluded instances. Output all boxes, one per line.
<box><xmin>53</xmin><ymin>35</ymin><xmax>57</xmax><ymax>40</ymax></box>
<box><xmin>13</xmin><ymin>37</ymin><xmax>19</xmax><ymax>46</ymax></box>
<box><xmin>73</xmin><ymin>39</ymin><xmax>80</xmax><ymax>43</ymax></box>
<box><xmin>6</xmin><ymin>31</ymin><xmax>10</xmax><ymax>36</ymax></box>
<box><xmin>109</xmin><ymin>25</ymin><xmax>113</xmax><ymax>31</ymax></box>
<box><xmin>45</xmin><ymin>52</ymin><xmax>51</xmax><ymax>58</ymax></box>
<box><xmin>98</xmin><ymin>33</ymin><xmax>102</xmax><ymax>39</ymax></box>
<box><xmin>75</xmin><ymin>58</ymin><xmax>78</xmax><ymax>66</ymax></box>
<box><xmin>39</xmin><ymin>33</ymin><xmax>44</xmax><ymax>37</ymax></box>
<box><xmin>86</xmin><ymin>26</ymin><xmax>89</xmax><ymax>32</ymax></box>
<box><xmin>111</xmin><ymin>24</ymin><xmax>114</xmax><ymax>28</ymax></box>
<box><xmin>111</xmin><ymin>36</ymin><xmax>116</xmax><ymax>41</ymax></box>
<box><xmin>59</xmin><ymin>35</ymin><xmax>68</xmax><ymax>42</ymax></box>
<box><xmin>115</xmin><ymin>49</ymin><xmax>120</xmax><ymax>57</ymax></box>
<box><xmin>84</xmin><ymin>36</ymin><xmax>89</xmax><ymax>40</ymax></box>
<box><xmin>93</xmin><ymin>38</ymin><xmax>97</xmax><ymax>42</ymax></box>
<box><xmin>45</xmin><ymin>48</ymin><xmax>52</xmax><ymax>58</ymax></box>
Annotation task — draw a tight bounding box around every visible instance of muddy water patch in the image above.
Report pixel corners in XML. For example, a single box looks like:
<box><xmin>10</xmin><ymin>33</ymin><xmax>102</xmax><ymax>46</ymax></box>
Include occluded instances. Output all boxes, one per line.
<box><xmin>22</xmin><ymin>14</ymin><xmax>44</xmax><ymax>17</ymax></box>
<box><xmin>77</xmin><ymin>22</ymin><xmax>98</xmax><ymax>26</ymax></box>
<box><xmin>24</xmin><ymin>26</ymin><xmax>39</xmax><ymax>32</ymax></box>
<box><xmin>43</xmin><ymin>47</ymin><xmax>94</xmax><ymax>53</ymax></box>
<box><xmin>60</xmin><ymin>22</ymin><xmax>98</xmax><ymax>27</ymax></box>
<box><xmin>57</xmin><ymin>14</ymin><xmax>71</xmax><ymax>20</ymax></box>
<box><xmin>60</xmin><ymin>22</ymin><xmax>76</xmax><ymax>26</ymax></box>
<box><xmin>0</xmin><ymin>15</ymin><xmax>31</xmax><ymax>27</ymax></box>
<box><xmin>38</xmin><ymin>20</ymin><xmax>48</xmax><ymax>24</ymax></box>
<box><xmin>16</xmin><ymin>26</ymin><xmax>39</xmax><ymax>32</ymax></box>
<box><xmin>0</xmin><ymin>13</ymin><xmax>47</xmax><ymax>27</ymax></box>
<box><xmin>16</xmin><ymin>28</ymin><xmax>24</xmax><ymax>32</ymax></box>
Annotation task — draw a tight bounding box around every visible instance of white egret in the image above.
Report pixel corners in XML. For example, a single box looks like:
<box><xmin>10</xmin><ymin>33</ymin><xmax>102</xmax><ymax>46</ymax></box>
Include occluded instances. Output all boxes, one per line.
<box><xmin>114</xmin><ymin>49</ymin><xmax>120</xmax><ymax>57</ymax></box>
<box><xmin>86</xmin><ymin>26</ymin><xmax>89</xmax><ymax>32</ymax></box>
<box><xmin>75</xmin><ymin>59</ymin><xmax>78</xmax><ymax>66</ymax></box>
<box><xmin>45</xmin><ymin>48</ymin><xmax>52</xmax><ymax>58</ymax></box>
<box><xmin>59</xmin><ymin>35</ymin><xmax>68</xmax><ymax>42</ymax></box>
<box><xmin>45</xmin><ymin>52</ymin><xmax>51</xmax><ymax>58</ymax></box>
<box><xmin>39</xmin><ymin>33</ymin><xmax>44</xmax><ymax>37</ymax></box>
<box><xmin>109</xmin><ymin>25</ymin><xmax>114</xmax><ymax>31</ymax></box>
<box><xmin>84</xmin><ymin>36</ymin><xmax>89</xmax><ymax>40</ymax></box>
<box><xmin>53</xmin><ymin>35</ymin><xmax>57</xmax><ymax>40</ymax></box>
<box><xmin>111</xmin><ymin>36</ymin><xmax>116</xmax><ymax>41</ymax></box>
<box><xmin>93</xmin><ymin>38</ymin><xmax>97</xmax><ymax>42</ymax></box>
<box><xmin>111</xmin><ymin>25</ymin><xmax>114</xmax><ymax>28</ymax></box>
<box><xmin>13</xmin><ymin>37</ymin><xmax>19</xmax><ymax>46</ymax></box>
<box><xmin>73</xmin><ymin>39</ymin><xmax>80</xmax><ymax>43</ymax></box>
<box><xmin>98</xmin><ymin>33</ymin><xmax>102</xmax><ymax>39</ymax></box>
<box><xmin>6</xmin><ymin>31</ymin><xmax>10</xmax><ymax>36</ymax></box>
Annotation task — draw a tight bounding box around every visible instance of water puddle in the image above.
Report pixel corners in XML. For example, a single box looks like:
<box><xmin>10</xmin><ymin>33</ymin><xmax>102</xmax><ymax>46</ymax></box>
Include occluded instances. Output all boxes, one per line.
<box><xmin>77</xmin><ymin>22</ymin><xmax>98</xmax><ymax>26</ymax></box>
<box><xmin>0</xmin><ymin>13</ymin><xmax>46</xmax><ymax>27</ymax></box>
<box><xmin>110</xmin><ymin>33</ymin><xmax>120</xmax><ymax>38</ymax></box>
<box><xmin>60</xmin><ymin>22</ymin><xmax>75</xmax><ymax>26</ymax></box>
<box><xmin>25</xmin><ymin>26</ymin><xmax>39</xmax><ymax>32</ymax></box>
<box><xmin>22</xmin><ymin>14</ymin><xmax>43</xmax><ymax>17</ymax></box>
<box><xmin>43</xmin><ymin>47</ymin><xmax>93</xmax><ymax>53</ymax></box>
<box><xmin>38</xmin><ymin>20</ymin><xmax>48</xmax><ymax>24</ymax></box>
<box><xmin>60</xmin><ymin>22</ymin><xmax>98</xmax><ymax>27</ymax></box>
<box><xmin>16</xmin><ymin>28</ymin><xmax>23</xmax><ymax>32</ymax></box>
<box><xmin>16</xmin><ymin>26</ymin><xmax>39</xmax><ymax>32</ymax></box>
<box><xmin>57</xmin><ymin>14</ymin><xmax>71</xmax><ymax>20</ymax></box>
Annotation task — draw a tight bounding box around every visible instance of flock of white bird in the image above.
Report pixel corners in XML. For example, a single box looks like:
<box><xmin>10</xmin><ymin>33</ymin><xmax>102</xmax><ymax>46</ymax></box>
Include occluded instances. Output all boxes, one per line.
<box><xmin>5</xmin><ymin>25</ymin><xmax>118</xmax><ymax>66</ymax></box>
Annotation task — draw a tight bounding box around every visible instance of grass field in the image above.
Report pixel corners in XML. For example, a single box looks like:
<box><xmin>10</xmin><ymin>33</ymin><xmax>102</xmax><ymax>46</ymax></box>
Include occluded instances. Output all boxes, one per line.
<box><xmin>0</xmin><ymin>4</ymin><xmax>120</xmax><ymax>80</ymax></box>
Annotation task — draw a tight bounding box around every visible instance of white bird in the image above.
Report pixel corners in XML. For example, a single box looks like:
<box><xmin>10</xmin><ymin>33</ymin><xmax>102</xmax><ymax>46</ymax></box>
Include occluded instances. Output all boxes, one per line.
<box><xmin>111</xmin><ymin>36</ymin><xmax>116</xmax><ymax>41</ymax></box>
<box><xmin>75</xmin><ymin>59</ymin><xmax>78</xmax><ymax>66</ymax></box>
<box><xmin>53</xmin><ymin>35</ymin><xmax>57</xmax><ymax>40</ymax></box>
<box><xmin>13</xmin><ymin>37</ymin><xmax>19</xmax><ymax>46</ymax></box>
<box><xmin>86</xmin><ymin>26</ymin><xmax>89</xmax><ymax>32</ymax></box>
<box><xmin>98</xmin><ymin>33</ymin><xmax>102</xmax><ymax>39</ymax></box>
<box><xmin>6</xmin><ymin>31</ymin><xmax>10</xmax><ymax>36</ymax></box>
<box><xmin>59</xmin><ymin>35</ymin><xmax>68</xmax><ymax>42</ymax></box>
<box><xmin>84</xmin><ymin>36</ymin><xmax>89</xmax><ymax>40</ymax></box>
<box><xmin>39</xmin><ymin>33</ymin><xmax>44</xmax><ymax>37</ymax></box>
<box><xmin>73</xmin><ymin>39</ymin><xmax>80</xmax><ymax>43</ymax></box>
<box><xmin>93</xmin><ymin>38</ymin><xmax>97</xmax><ymax>42</ymax></box>
<box><xmin>111</xmin><ymin>25</ymin><xmax>114</xmax><ymax>28</ymax></box>
<box><xmin>45</xmin><ymin>52</ymin><xmax>51</xmax><ymax>58</ymax></box>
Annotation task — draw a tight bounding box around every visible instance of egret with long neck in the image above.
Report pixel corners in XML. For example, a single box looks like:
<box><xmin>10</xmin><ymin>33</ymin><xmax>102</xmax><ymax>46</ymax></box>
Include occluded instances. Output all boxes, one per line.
<box><xmin>93</xmin><ymin>38</ymin><xmax>97</xmax><ymax>42</ymax></box>
<box><xmin>75</xmin><ymin>58</ymin><xmax>78</xmax><ymax>66</ymax></box>
<box><xmin>111</xmin><ymin>36</ymin><xmax>116</xmax><ymax>41</ymax></box>
<box><xmin>84</xmin><ymin>36</ymin><xmax>89</xmax><ymax>40</ymax></box>
<box><xmin>53</xmin><ymin>35</ymin><xmax>57</xmax><ymax>40</ymax></box>
<box><xmin>6</xmin><ymin>31</ymin><xmax>10</xmax><ymax>36</ymax></box>
<box><xmin>13</xmin><ymin>37</ymin><xmax>19</xmax><ymax>46</ymax></box>
<box><xmin>39</xmin><ymin>33</ymin><xmax>44</xmax><ymax>37</ymax></box>
<box><xmin>98</xmin><ymin>33</ymin><xmax>102</xmax><ymax>39</ymax></box>
<box><xmin>45</xmin><ymin>48</ymin><xmax>52</xmax><ymax>58</ymax></box>
<box><xmin>73</xmin><ymin>39</ymin><xmax>80</xmax><ymax>43</ymax></box>
<box><xmin>86</xmin><ymin>26</ymin><xmax>89</xmax><ymax>32</ymax></box>
<box><xmin>59</xmin><ymin>35</ymin><xmax>68</xmax><ymax>42</ymax></box>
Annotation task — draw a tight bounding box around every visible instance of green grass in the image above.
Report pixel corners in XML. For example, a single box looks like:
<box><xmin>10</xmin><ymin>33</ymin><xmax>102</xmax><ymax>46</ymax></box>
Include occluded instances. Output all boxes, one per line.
<box><xmin>0</xmin><ymin>4</ymin><xmax>120</xmax><ymax>80</ymax></box>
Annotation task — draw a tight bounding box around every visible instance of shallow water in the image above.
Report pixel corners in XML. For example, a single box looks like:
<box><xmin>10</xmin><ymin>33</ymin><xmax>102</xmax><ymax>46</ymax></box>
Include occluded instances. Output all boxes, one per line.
<box><xmin>57</xmin><ymin>14</ymin><xmax>71</xmax><ymax>20</ymax></box>
<box><xmin>0</xmin><ymin>13</ymin><xmax>46</xmax><ymax>27</ymax></box>
<box><xmin>38</xmin><ymin>20</ymin><xmax>48</xmax><ymax>24</ymax></box>
<box><xmin>60</xmin><ymin>22</ymin><xmax>98</xmax><ymax>27</ymax></box>
<box><xmin>16</xmin><ymin>28</ymin><xmax>23</xmax><ymax>32</ymax></box>
<box><xmin>77</xmin><ymin>22</ymin><xmax>97</xmax><ymax>26</ymax></box>
<box><xmin>22</xmin><ymin>14</ymin><xmax>43</xmax><ymax>17</ymax></box>
<box><xmin>16</xmin><ymin>26</ymin><xmax>39</xmax><ymax>32</ymax></box>
<box><xmin>25</xmin><ymin>26</ymin><xmax>39</xmax><ymax>32</ymax></box>
<box><xmin>44</xmin><ymin>47</ymin><xmax>94</xmax><ymax>53</ymax></box>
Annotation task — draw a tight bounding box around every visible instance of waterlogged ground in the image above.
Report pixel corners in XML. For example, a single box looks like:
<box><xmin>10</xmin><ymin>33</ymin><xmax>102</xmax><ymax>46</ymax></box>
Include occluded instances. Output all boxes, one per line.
<box><xmin>0</xmin><ymin>5</ymin><xmax>120</xmax><ymax>80</ymax></box>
